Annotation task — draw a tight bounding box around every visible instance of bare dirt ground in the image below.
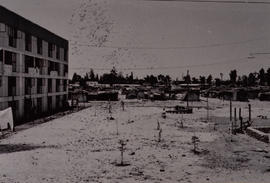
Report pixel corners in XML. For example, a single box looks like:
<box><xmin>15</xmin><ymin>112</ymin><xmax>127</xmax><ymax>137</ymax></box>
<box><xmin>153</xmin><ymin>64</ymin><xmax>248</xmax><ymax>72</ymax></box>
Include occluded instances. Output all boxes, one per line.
<box><xmin>0</xmin><ymin>99</ymin><xmax>270</xmax><ymax>183</ymax></box>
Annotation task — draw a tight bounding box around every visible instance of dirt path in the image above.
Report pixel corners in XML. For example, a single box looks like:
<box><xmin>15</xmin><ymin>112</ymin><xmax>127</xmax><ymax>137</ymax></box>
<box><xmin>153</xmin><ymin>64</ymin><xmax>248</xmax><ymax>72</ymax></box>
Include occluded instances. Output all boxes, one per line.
<box><xmin>0</xmin><ymin>100</ymin><xmax>270</xmax><ymax>182</ymax></box>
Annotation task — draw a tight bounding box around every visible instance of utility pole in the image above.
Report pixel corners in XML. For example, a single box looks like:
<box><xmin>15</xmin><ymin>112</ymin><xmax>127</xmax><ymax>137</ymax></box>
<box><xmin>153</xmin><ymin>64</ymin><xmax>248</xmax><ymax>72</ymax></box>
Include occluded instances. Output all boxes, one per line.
<box><xmin>248</xmin><ymin>104</ymin><xmax>251</xmax><ymax>122</ymax></box>
<box><xmin>230</xmin><ymin>99</ymin><xmax>232</xmax><ymax>122</ymax></box>
<box><xmin>206</xmin><ymin>95</ymin><xmax>209</xmax><ymax>121</ymax></box>
<box><xmin>186</xmin><ymin>70</ymin><xmax>189</xmax><ymax>108</ymax></box>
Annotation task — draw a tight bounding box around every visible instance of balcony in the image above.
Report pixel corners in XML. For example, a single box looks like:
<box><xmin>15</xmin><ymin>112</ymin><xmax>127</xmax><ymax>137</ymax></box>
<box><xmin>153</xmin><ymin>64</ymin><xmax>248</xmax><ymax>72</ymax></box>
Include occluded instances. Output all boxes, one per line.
<box><xmin>28</xmin><ymin>67</ymin><xmax>40</xmax><ymax>77</ymax></box>
<box><xmin>0</xmin><ymin>63</ymin><xmax>3</xmax><ymax>73</ymax></box>
<box><xmin>4</xmin><ymin>64</ymin><xmax>12</xmax><ymax>75</ymax></box>
<box><xmin>25</xmin><ymin>87</ymin><xmax>31</xmax><ymax>95</ymax></box>
<box><xmin>50</xmin><ymin>71</ymin><xmax>58</xmax><ymax>77</ymax></box>
<box><xmin>48</xmin><ymin>87</ymin><xmax>52</xmax><ymax>93</ymax></box>
<box><xmin>8</xmin><ymin>87</ymin><xmax>16</xmax><ymax>97</ymax></box>
<box><xmin>39</xmin><ymin>68</ymin><xmax>47</xmax><ymax>75</ymax></box>
<box><xmin>37</xmin><ymin>86</ymin><xmax>43</xmax><ymax>94</ymax></box>
<box><xmin>12</xmin><ymin>63</ymin><xmax>16</xmax><ymax>72</ymax></box>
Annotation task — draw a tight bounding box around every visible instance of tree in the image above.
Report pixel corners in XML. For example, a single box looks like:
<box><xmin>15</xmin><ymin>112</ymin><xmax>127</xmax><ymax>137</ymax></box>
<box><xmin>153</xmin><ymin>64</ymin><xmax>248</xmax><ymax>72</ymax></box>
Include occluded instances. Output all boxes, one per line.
<box><xmin>71</xmin><ymin>73</ymin><xmax>82</xmax><ymax>83</ymax></box>
<box><xmin>183</xmin><ymin>75</ymin><xmax>191</xmax><ymax>84</ymax></box>
<box><xmin>128</xmin><ymin>72</ymin><xmax>134</xmax><ymax>83</ymax></box>
<box><xmin>242</xmin><ymin>75</ymin><xmax>248</xmax><ymax>87</ymax></box>
<box><xmin>229</xmin><ymin>70</ymin><xmax>237</xmax><ymax>84</ymax></box>
<box><xmin>111</xmin><ymin>67</ymin><xmax>117</xmax><ymax>77</ymax></box>
<box><xmin>165</xmin><ymin>75</ymin><xmax>171</xmax><ymax>85</ymax></box>
<box><xmin>258</xmin><ymin>68</ymin><xmax>266</xmax><ymax>85</ymax></box>
<box><xmin>158</xmin><ymin>74</ymin><xmax>166</xmax><ymax>84</ymax></box>
<box><xmin>248</xmin><ymin>73</ymin><xmax>256</xmax><ymax>86</ymax></box>
<box><xmin>95</xmin><ymin>74</ymin><xmax>99</xmax><ymax>82</ymax></box>
<box><xmin>89</xmin><ymin>68</ymin><xmax>95</xmax><ymax>81</ymax></box>
<box><xmin>84</xmin><ymin>73</ymin><xmax>89</xmax><ymax>80</ymax></box>
<box><xmin>215</xmin><ymin>78</ymin><xmax>221</xmax><ymax>87</ymax></box>
<box><xmin>199</xmin><ymin>76</ymin><xmax>206</xmax><ymax>85</ymax></box>
<box><xmin>266</xmin><ymin>68</ymin><xmax>270</xmax><ymax>86</ymax></box>
<box><xmin>192</xmin><ymin>77</ymin><xmax>199</xmax><ymax>84</ymax></box>
<box><xmin>206</xmin><ymin>75</ymin><xmax>213</xmax><ymax>85</ymax></box>
<box><xmin>144</xmin><ymin>75</ymin><xmax>158</xmax><ymax>85</ymax></box>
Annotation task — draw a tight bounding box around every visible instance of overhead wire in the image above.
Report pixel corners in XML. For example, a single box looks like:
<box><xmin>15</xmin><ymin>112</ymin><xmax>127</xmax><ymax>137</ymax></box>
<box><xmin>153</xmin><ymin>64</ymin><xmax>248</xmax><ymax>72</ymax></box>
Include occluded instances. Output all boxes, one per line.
<box><xmin>145</xmin><ymin>0</ymin><xmax>270</xmax><ymax>5</ymax></box>
<box><xmin>69</xmin><ymin>36</ymin><xmax>267</xmax><ymax>50</ymax></box>
<box><xmin>70</xmin><ymin>55</ymin><xmax>258</xmax><ymax>71</ymax></box>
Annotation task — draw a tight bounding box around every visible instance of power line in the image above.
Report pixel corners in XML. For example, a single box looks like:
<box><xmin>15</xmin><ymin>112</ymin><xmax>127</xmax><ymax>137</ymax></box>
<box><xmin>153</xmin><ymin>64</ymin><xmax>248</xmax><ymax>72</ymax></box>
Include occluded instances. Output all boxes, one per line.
<box><xmin>70</xmin><ymin>55</ymin><xmax>255</xmax><ymax>71</ymax></box>
<box><xmin>69</xmin><ymin>36</ymin><xmax>266</xmax><ymax>50</ymax></box>
<box><xmin>145</xmin><ymin>0</ymin><xmax>270</xmax><ymax>4</ymax></box>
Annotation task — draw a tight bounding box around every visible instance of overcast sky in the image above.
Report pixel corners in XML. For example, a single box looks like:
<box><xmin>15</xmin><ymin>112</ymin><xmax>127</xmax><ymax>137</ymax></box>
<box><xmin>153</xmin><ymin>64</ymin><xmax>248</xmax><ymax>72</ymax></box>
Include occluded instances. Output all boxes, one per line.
<box><xmin>1</xmin><ymin>0</ymin><xmax>270</xmax><ymax>79</ymax></box>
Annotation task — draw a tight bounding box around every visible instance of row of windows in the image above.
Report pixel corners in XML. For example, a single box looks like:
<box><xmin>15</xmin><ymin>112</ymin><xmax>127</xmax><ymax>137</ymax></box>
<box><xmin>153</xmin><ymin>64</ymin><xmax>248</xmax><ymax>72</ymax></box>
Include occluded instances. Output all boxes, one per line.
<box><xmin>1</xmin><ymin>23</ymin><xmax>68</xmax><ymax>61</ymax></box>
<box><xmin>0</xmin><ymin>50</ymin><xmax>68</xmax><ymax>76</ymax></box>
<box><xmin>1</xmin><ymin>94</ymin><xmax>68</xmax><ymax>120</ymax></box>
<box><xmin>0</xmin><ymin>76</ymin><xmax>68</xmax><ymax>96</ymax></box>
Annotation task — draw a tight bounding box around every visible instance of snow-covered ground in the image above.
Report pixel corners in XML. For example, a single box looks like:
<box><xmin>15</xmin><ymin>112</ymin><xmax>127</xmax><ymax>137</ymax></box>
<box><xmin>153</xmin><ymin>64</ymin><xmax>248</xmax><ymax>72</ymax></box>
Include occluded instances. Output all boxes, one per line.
<box><xmin>0</xmin><ymin>99</ymin><xmax>270</xmax><ymax>182</ymax></box>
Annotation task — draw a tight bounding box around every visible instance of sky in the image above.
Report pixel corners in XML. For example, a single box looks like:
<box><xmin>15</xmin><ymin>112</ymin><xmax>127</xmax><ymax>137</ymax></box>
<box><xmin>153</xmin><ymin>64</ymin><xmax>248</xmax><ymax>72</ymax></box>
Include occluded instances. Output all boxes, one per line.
<box><xmin>0</xmin><ymin>0</ymin><xmax>270</xmax><ymax>79</ymax></box>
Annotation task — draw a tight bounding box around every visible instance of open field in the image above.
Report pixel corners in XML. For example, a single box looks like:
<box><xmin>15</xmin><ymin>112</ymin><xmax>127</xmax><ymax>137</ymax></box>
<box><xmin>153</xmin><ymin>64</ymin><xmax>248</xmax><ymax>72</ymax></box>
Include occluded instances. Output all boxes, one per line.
<box><xmin>0</xmin><ymin>99</ymin><xmax>270</xmax><ymax>182</ymax></box>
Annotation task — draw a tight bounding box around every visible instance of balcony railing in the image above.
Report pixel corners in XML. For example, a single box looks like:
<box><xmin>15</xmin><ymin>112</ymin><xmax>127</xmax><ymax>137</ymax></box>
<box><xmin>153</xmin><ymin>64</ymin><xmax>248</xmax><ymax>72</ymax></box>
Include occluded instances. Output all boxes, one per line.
<box><xmin>50</xmin><ymin>71</ymin><xmax>58</xmax><ymax>77</ymax></box>
<box><xmin>12</xmin><ymin>63</ymin><xmax>16</xmax><ymax>72</ymax></box>
<box><xmin>25</xmin><ymin>87</ymin><xmax>31</xmax><ymax>95</ymax></box>
<box><xmin>4</xmin><ymin>65</ymin><xmax>12</xmax><ymax>75</ymax></box>
<box><xmin>37</xmin><ymin>86</ymin><xmax>43</xmax><ymax>94</ymax></box>
<box><xmin>8</xmin><ymin>87</ymin><xmax>16</xmax><ymax>97</ymax></box>
<box><xmin>28</xmin><ymin>67</ymin><xmax>39</xmax><ymax>76</ymax></box>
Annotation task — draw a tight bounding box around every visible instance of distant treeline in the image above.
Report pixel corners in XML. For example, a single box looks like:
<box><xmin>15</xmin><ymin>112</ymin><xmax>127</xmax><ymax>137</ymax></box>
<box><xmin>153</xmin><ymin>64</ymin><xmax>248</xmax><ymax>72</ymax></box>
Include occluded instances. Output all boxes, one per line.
<box><xmin>70</xmin><ymin>67</ymin><xmax>270</xmax><ymax>87</ymax></box>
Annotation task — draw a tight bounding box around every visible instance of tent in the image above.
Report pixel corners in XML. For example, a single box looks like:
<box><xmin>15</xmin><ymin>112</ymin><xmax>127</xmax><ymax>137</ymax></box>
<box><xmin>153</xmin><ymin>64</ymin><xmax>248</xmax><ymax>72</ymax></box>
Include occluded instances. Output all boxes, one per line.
<box><xmin>0</xmin><ymin>107</ymin><xmax>14</xmax><ymax>131</ymax></box>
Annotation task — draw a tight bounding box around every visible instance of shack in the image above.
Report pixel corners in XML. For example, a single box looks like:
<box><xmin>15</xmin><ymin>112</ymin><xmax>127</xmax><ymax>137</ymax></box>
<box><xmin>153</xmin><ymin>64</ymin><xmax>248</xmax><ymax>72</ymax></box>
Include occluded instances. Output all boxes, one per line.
<box><xmin>182</xmin><ymin>90</ymin><xmax>200</xmax><ymax>101</ymax></box>
<box><xmin>259</xmin><ymin>92</ymin><xmax>270</xmax><ymax>101</ymax></box>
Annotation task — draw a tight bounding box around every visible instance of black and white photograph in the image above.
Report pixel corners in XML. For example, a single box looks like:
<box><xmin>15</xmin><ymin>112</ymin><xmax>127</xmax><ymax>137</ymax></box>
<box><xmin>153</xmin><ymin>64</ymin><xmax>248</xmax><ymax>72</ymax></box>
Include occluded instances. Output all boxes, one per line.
<box><xmin>0</xmin><ymin>0</ymin><xmax>270</xmax><ymax>182</ymax></box>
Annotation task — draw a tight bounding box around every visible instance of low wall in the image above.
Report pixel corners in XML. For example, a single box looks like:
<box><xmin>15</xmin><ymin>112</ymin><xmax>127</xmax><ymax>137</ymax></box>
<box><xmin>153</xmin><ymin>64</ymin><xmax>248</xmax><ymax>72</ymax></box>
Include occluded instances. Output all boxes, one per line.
<box><xmin>246</xmin><ymin>127</ymin><xmax>270</xmax><ymax>143</ymax></box>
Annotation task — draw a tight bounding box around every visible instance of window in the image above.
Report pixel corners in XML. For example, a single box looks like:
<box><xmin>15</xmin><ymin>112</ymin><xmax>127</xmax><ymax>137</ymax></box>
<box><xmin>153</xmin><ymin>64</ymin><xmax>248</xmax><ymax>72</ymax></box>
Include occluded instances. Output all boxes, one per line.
<box><xmin>0</xmin><ymin>23</ymin><xmax>6</xmax><ymax>32</ymax></box>
<box><xmin>55</xmin><ymin>63</ymin><xmax>60</xmax><ymax>73</ymax></box>
<box><xmin>37</xmin><ymin>38</ymin><xmax>43</xmax><ymax>55</ymax></box>
<box><xmin>7</xmin><ymin>26</ymin><xmax>17</xmax><ymax>48</ymax></box>
<box><xmin>25</xmin><ymin>78</ymin><xmax>32</xmax><ymax>95</ymax></box>
<box><xmin>64</xmin><ymin>48</ymin><xmax>68</xmax><ymax>61</ymax></box>
<box><xmin>37</xmin><ymin>78</ymin><xmax>43</xmax><ymax>94</ymax></box>
<box><xmin>48</xmin><ymin>79</ymin><xmax>52</xmax><ymax>93</ymax></box>
<box><xmin>64</xmin><ymin>64</ymin><xmax>68</xmax><ymax>76</ymax></box>
<box><xmin>31</xmin><ymin>78</ymin><xmax>35</xmax><ymax>87</ymax></box>
<box><xmin>5</xmin><ymin>51</ymin><xmax>16</xmax><ymax>65</ymax></box>
<box><xmin>24</xmin><ymin>55</ymin><xmax>34</xmax><ymax>73</ymax></box>
<box><xmin>35</xmin><ymin>58</ymin><xmax>42</xmax><ymax>68</ymax></box>
<box><xmin>37</xmin><ymin>98</ymin><xmax>42</xmax><ymax>113</ymax></box>
<box><xmin>0</xmin><ymin>76</ymin><xmax>2</xmax><ymax>87</ymax></box>
<box><xmin>63</xmin><ymin>80</ymin><xmax>67</xmax><ymax>91</ymax></box>
<box><xmin>8</xmin><ymin>77</ymin><xmax>16</xmax><ymax>96</ymax></box>
<box><xmin>56</xmin><ymin>46</ymin><xmax>60</xmax><ymax>60</ymax></box>
<box><xmin>56</xmin><ymin>79</ymin><xmax>60</xmax><ymax>92</ymax></box>
<box><xmin>0</xmin><ymin>50</ymin><xmax>3</xmax><ymax>62</ymax></box>
<box><xmin>48</xmin><ymin>43</ymin><xmax>53</xmax><ymax>57</ymax></box>
<box><xmin>25</xmin><ymin>33</ymin><xmax>32</xmax><ymax>52</ymax></box>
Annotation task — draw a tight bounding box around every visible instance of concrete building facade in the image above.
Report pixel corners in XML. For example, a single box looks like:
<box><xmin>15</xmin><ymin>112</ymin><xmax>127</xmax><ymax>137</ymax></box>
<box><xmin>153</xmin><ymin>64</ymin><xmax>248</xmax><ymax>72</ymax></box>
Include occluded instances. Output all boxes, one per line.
<box><xmin>0</xmin><ymin>6</ymin><xmax>69</xmax><ymax>124</ymax></box>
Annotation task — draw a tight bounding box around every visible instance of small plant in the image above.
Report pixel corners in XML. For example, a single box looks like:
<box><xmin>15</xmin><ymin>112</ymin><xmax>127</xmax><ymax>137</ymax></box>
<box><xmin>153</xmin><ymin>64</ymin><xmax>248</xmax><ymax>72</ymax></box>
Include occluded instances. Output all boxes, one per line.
<box><xmin>158</xmin><ymin>128</ymin><xmax>162</xmax><ymax>142</ymax></box>
<box><xmin>157</xmin><ymin>120</ymin><xmax>160</xmax><ymax>130</ymax></box>
<box><xmin>191</xmin><ymin>135</ymin><xmax>200</xmax><ymax>153</ymax></box>
<box><xmin>177</xmin><ymin>120</ymin><xmax>184</xmax><ymax>129</ymax></box>
<box><xmin>118</xmin><ymin>139</ymin><xmax>127</xmax><ymax>166</ymax></box>
<box><xmin>121</xmin><ymin>101</ymin><xmax>125</xmax><ymax>111</ymax></box>
<box><xmin>114</xmin><ymin>120</ymin><xmax>119</xmax><ymax>135</ymax></box>
<box><xmin>108</xmin><ymin>100</ymin><xmax>112</xmax><ymax>114</ymax></box>
<box><xmin>161</xmin><ymin>108</ymin><xmax>166</xmax><ymax>119</ymax></box>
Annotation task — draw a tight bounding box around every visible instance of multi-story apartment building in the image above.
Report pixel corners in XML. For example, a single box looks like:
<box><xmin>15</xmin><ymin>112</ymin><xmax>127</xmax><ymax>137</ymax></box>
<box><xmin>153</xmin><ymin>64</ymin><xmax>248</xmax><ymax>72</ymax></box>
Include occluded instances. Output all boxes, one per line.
<box><xmin>0</xmin><ymin>6</ymin><xmax>69</xmax><ymax>124</ymax></box>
